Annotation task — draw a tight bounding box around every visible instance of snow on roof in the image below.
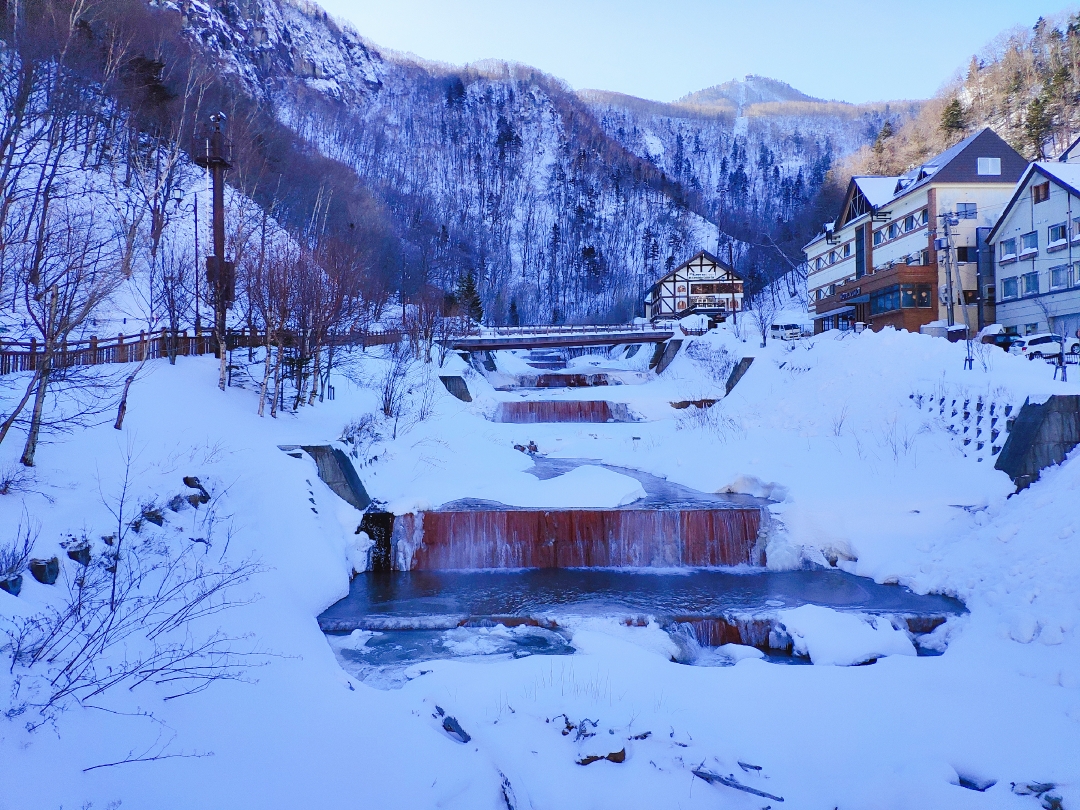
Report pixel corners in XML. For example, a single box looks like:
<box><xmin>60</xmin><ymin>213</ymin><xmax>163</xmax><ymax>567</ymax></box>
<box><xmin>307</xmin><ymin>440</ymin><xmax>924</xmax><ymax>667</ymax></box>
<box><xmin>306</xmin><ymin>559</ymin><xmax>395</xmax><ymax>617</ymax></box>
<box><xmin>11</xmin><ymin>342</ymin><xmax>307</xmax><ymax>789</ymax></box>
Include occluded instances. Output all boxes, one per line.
<box><xmin>1033</xmin><ymin>161</ymin><xmax>1080</xmax><ymax>195</ymax></box>
<box><xmin>989</xmin><ymin>161</ymin><xmax>1080</xmax><ymax>242</ymax></box>
<box><xmin>853</xmin><ymin>176</ymin><xmax>901</xmax><ymax>208</ymax></box>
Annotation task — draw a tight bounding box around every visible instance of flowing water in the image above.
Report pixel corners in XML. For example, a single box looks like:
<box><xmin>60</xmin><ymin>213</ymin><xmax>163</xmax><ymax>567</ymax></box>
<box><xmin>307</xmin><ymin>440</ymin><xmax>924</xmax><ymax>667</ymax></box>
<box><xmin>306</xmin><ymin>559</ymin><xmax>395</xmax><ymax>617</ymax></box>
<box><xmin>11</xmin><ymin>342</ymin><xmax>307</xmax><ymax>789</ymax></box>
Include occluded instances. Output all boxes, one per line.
<box><xmin>321</xmin><ymin>569</ymin><xmax>966</xmax><ymax>688</ymax></box>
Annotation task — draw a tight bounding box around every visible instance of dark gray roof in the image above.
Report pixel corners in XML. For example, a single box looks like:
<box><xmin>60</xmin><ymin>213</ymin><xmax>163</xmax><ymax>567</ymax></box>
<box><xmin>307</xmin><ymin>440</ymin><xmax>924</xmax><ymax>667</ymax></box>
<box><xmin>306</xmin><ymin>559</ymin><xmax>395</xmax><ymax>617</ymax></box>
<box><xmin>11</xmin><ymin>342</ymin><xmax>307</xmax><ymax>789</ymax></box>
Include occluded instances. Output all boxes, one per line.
<box><xmin>884</xmin><ymin>129</ymin><xmax>1027</xmax><ymax>201</ymax></box>
<box><xmin>806</xmin><ymin>128</ymin><xmax>1026</xmax><ymax>252</ymax></box>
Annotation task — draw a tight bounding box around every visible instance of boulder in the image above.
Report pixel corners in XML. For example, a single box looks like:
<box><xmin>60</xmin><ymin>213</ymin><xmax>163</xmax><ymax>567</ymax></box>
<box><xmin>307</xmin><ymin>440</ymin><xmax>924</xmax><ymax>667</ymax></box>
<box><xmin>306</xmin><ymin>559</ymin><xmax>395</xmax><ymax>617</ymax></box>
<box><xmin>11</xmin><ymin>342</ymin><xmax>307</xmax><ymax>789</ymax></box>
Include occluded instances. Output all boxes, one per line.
<box><xmin>29</xmin><ymin>557</ymin><xmax>59</xmax><ymax>585</ymax></box>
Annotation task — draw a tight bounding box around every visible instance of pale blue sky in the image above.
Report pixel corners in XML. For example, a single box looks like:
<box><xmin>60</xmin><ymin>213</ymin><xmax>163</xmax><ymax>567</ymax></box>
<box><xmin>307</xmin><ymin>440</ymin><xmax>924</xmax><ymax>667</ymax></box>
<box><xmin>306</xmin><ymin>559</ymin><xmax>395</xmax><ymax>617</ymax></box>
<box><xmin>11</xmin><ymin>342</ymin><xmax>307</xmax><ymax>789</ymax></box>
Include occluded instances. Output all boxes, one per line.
<box><xmin>318</xmin><ymin>0</ymin><xmax>1073</xmax><ymax>103</ymax></box>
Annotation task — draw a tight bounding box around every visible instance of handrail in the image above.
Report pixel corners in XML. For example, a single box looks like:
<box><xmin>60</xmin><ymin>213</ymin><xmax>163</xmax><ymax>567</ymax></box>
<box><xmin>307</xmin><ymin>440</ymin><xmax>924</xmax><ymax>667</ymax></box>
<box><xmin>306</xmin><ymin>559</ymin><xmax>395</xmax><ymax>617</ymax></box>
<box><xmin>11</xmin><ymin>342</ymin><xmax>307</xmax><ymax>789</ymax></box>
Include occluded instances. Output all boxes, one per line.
<box><xmin>0</xmin><ymin>327</ymin><xmax>403</xmax><ymax>376</ymax></box>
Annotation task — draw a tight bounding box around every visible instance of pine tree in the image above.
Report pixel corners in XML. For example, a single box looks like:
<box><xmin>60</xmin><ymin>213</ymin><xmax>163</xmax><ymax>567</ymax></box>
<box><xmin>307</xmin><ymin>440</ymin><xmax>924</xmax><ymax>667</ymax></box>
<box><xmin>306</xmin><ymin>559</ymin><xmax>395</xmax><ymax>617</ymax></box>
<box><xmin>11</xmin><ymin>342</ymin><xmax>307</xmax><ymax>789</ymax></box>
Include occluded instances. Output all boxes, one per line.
<box><xmin>456</xmin><ymin>271</ymin><xmax>484</xmax><ymax>324</ymax></box>
<box><xmin>1025</xmin><ymin>96</ymin><xmax>1053</xmax><ymax>158</ymax></box>
<box><xmin>940</xmin><ymin>99</ymin><xmax>967</xmax><ymax>139</ymax></box>
<box><xmin>508</xmin><ymin>298</ymin><xmax>520</xmax><ymax>327</ymax></box>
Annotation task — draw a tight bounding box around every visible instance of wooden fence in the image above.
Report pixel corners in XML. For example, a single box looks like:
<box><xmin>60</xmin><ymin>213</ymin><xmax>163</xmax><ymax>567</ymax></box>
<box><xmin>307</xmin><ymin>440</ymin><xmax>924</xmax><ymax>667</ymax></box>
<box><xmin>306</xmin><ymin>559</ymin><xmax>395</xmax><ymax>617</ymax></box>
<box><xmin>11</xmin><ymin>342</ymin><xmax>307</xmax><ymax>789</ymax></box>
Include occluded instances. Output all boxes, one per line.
<box><xmin>0</xmin><ymin>327</ymin><xmax>402</xmax><ymax>377</ymax></box>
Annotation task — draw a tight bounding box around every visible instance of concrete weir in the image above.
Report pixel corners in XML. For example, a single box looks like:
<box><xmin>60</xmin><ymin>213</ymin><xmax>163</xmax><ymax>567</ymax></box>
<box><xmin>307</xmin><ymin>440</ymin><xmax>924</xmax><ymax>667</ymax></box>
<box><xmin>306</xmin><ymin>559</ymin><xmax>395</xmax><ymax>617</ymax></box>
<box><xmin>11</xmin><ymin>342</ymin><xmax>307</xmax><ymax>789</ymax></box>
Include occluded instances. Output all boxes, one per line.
<box><xmin>365</xmin><ymin>459</ymin><xmax>768</xmax><ymax>572</ymax></box>
<box><xmin>494</xmin><ymin>400</ymin><xmax>635</xmax><ymax>423</ymax></box>
<box><xmin>390</xmin><ymin>506</ymin><xmax>763</xmax><ymax>570</ymax></box>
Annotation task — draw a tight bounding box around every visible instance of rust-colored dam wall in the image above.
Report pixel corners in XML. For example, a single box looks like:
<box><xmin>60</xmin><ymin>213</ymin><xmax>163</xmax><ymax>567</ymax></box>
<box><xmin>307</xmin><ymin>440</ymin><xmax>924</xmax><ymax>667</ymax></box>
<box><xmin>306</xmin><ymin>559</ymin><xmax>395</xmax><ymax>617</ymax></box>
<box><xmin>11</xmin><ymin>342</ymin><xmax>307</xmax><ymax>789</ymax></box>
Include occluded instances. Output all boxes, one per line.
<box><xmin>495</xmin><ymin>400</ymin><xmax>633</xmax><ymax>423</ymax></box>
<box><xmin>391</xmin><ymin>507</ymin><xmax>763</xmax><ymax>570</ymax></box>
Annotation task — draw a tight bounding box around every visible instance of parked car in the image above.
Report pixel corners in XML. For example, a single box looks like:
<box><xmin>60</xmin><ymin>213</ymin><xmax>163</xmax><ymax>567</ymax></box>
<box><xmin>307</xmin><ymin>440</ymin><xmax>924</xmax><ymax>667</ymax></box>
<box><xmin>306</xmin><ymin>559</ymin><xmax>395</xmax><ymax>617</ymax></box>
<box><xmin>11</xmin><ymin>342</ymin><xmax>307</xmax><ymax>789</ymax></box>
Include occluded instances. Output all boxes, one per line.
<box><xmin>770</xmin><ymin>323</ymin><xmax>802</xmax><ymax>341</ymax></box>
<box><xmin>981</xmin><ymin>332</ymin><xmax>1019</xmax><ymax>352</ymax></box>
<box><xmin>1009</xmin><ymin>333</ymin><xmax>1080</xmax><ymax>360</ymax></box>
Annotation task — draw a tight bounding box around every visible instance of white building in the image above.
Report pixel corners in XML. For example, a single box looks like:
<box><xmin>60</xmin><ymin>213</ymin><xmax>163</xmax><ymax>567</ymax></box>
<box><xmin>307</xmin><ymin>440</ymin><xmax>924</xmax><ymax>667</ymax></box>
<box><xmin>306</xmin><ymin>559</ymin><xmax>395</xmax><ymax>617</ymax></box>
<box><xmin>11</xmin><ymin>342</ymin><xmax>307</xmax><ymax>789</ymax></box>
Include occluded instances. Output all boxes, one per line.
<box><xmin>644</xmin><ymin>251</ymin><xmax>744</xmax><ymax>321</ymax></box>
<box><xmin>804</xmin><ymin>129</ymin><xmax>1026</xmax><ymax>334</ymax></box>
<box><xmin>987</xmin><ymin>147</ymin><xmax>1080</xmax><ymax>339</ymax></box>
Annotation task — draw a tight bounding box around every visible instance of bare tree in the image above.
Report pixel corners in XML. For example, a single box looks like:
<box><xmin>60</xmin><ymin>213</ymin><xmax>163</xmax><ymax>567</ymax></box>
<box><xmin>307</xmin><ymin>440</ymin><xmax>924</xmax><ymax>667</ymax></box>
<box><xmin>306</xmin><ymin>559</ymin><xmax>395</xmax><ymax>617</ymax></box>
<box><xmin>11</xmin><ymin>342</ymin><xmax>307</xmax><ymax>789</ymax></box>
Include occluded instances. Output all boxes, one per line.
<box><xmin>156</xmin><ymin>236</ymin><xmax>194</xmax><ymax>363</ymax></box>
<box><xmin>746</xmin><ymin>281</ymin><xmax>781</xmax><ymax>348</ymax></box>
<box><xmin>401</xmin><ymin>285</ymin><xmax>447</xmax><ymax>363</ymax></box>
<box><xmin>0</xmin><ymin>205</ymin><xmax>121</xmax><ymax>465</ymax></box>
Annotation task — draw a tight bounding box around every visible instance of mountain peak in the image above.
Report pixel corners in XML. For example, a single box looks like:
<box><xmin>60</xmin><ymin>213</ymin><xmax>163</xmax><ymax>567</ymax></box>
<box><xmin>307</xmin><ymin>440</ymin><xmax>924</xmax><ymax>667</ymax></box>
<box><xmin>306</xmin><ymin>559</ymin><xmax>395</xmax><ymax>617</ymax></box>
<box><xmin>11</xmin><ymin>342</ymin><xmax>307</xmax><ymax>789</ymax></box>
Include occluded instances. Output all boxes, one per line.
<box><xmin>677</xmin><ymin>75</ymin><xmax>829</xmax><ymax>111</ymax></box>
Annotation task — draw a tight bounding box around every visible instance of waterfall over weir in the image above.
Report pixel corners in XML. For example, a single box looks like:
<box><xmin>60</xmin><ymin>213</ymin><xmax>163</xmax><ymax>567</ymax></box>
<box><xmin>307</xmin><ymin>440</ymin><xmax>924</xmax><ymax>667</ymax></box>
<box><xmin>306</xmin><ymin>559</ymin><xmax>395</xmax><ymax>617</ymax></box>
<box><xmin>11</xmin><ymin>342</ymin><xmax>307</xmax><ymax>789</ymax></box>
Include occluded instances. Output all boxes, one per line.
<box><xmin>494</xmin><ymin>400</ymin><xmax>635</xmax><ymax>423</ymax></box>
<box><xmin>390</xmin><ymin>507</ymin><xmax>763</xmax><ymax>570</ymax></box>
<box><xmin>367</xmin><ymin>459</ymin><xmax>767</xmax><ymax>572</ymax></box>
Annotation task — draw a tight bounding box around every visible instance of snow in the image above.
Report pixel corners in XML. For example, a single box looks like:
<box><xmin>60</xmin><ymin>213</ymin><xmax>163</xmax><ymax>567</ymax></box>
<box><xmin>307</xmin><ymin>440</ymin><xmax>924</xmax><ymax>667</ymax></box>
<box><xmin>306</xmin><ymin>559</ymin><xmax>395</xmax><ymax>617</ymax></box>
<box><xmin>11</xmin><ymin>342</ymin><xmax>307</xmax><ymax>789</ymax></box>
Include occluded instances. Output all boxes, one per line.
<box><xmin>2</xmin><ymin>322</ymin><xmax>1080</xmax><ymax>808</ymax></box>
<box><xmin>778</xmin><ymin>604</ymin><xmax>916</xmax><ymax>665</ymax></box>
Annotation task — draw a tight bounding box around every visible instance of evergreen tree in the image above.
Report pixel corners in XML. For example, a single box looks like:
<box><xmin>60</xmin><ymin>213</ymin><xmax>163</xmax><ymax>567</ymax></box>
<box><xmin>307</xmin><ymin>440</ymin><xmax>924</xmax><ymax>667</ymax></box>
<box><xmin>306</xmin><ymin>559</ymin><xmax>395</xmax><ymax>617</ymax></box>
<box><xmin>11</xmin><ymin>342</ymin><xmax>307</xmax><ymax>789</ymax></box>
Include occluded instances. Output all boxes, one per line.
<box><xmin>508</xmin><ymin>298</ymin><xmax>520</xmax><ymax>327</ymax></box>
<box><xmin>872</xmin><ymin>121</ymin><xmax>893</xmax><ymax>155</ymax></box>
<box><xmin>940</xmin><ymin>99</ymin><xmax>967</xmax><ymax>138</ymax></box>
<box><xmin>456</xmin><ymin>271</ymin><xmax>484</xmax><ymax>324</ymax></box>
<box><xmin>1024</xmin><ymin>96</ymin><xmax>1053</xmax><ymax>158</ymax></box>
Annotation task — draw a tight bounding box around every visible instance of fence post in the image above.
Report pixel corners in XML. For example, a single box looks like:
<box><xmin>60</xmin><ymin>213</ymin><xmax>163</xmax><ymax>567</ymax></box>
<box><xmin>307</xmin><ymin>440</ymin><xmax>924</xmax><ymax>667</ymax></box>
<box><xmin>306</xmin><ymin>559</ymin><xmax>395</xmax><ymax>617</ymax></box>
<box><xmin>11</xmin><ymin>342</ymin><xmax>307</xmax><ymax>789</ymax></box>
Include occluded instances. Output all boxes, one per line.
<box><xmin>181</xmin><ymin>329</ymin><xmax>188</xmax><ymax>356</ymax></box>
<box><xmin>138</xmin><ymin>331</ymin><xmax>145</xmax><ymax>361</ymax></box>
<box><xmin>29</xmin><ymin>337</ymin><xmax>37</xmax><ymax>371</ymax></box>
<box><xmin>89</xmin><ymin>335</ymin><xmax>98</xmax><ymax>365</ymax></box>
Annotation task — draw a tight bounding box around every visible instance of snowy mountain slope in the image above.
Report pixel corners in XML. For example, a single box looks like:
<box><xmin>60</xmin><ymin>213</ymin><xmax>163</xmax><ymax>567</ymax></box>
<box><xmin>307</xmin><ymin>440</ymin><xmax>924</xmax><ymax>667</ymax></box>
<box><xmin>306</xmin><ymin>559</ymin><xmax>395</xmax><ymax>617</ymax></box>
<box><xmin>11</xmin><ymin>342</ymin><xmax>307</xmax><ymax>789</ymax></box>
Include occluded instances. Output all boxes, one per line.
<box><xmin>678</xmin><ymin>74</ymin><xmax>822</xmax><ymax>109</ymax></box>
<box><xmin>157</xmin><ymin>0</ymin><xmax>911</xmax><ymax>320</ymax></box>
<box><xmin>581</xmin><ymin>84</ymin><xmax>922</xmax><ymax>274</ymax></box>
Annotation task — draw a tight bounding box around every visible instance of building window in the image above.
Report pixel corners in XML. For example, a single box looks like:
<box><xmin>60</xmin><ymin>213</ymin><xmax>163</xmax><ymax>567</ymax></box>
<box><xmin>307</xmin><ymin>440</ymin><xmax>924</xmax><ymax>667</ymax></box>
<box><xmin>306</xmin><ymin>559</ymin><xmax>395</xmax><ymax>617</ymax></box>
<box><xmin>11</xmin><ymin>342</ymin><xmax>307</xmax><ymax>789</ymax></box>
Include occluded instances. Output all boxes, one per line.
<box><xmin>1049</xmin><ymin>223</ymin><xmax>1067</xmax><ymax>246</ymax></box>
<box><xmin>873</xmin><ymin>230</ymin><xmax>883</xmax><ymax>246</ymax></box>
<box><xmin>904</xmin><ymin>214</ymin><xmax>916</xmax><ymax>231</ymax></box>
<box><xmin>919</xmin><ymin>209</ymin><xmax>929</xmax><ymax>226</ymax></box>
<box><xmin>887</xmin><ymin>222</ymin><xmax>900</xmax><ymax>239</ymax></box>
<box><xmin>999</xmin><ymin>238</ymin><xmax>1017</xmax><ymax>261</ymax></box>
<box><xmin>828</xmin><ymin>250</ymin><xmax>836</xmax><ymax>264</ymax></box>
<box><xmin>956</xmin><ymin>246</ymin><xmax>975</xmax><ymax>263</ymax></box>
<box><xmin>1020</xmin><ymin>232</ymin><xmax>1038</xmax><ymax>256</ymax></box>
<box><xmin>984</xmin><ymin>284</ymin><xmax>996</xmax><ymax>304</ymax></box>
<box><xmin>843</xmin><ymin>243</ymin><xmax>851</xmax><ymax>258</ymax></box>
<box><xmin>898</xmin><ymin>283</ymin><xmax>933</xmax><ymax>308</ymax></box>
<box><xmin>1073</xmin><ymin>218</ymin><xmax>1080</xmax><ymax>241</ymax></box>
<box><xmin>957</xmin><ymin>202</ymin><xmax>977</xmax><ymax>219</ymax></box>
<box><xmin>1051</xmin><ymin>265</ymin><xmax>1071</xmax><ymax>289</ymax></box>
<box><xmin>870</xmin><ymin>284</ymin><xmax>901</xmax><ymax>315</ymax></box>
<box><xmin>816</xmin><ymin>257</ymin><xmax>824</xmax><ymax>271</ymax></box>
<box><xmin>977</xmin><ymin>157</ymin><xmax>1001</xmax><ymax>175</ymax></box>
<box><xmin>1025</xmin><ymin>323</ymin><xmax>1039</xmax><ymax>335</ymax></box>
<box><xmin>1022</xmin><ymin>271</ymin><xmax>1039</xmax><ymax>296</ymax></box>
<box><xmin>1032</xmin><ymin>182</ymin><xmax>1050</xmax><ymax>204</ymax></box>
<box><xmin>1074</xmin><ymin>262</ymin><xmax>1080</xmax><ymax>284</ymax></box>
<box><xmin>1001</xmin><ymin>277</ymin><xmax>1018</xmax><ymax>299</ymax></box>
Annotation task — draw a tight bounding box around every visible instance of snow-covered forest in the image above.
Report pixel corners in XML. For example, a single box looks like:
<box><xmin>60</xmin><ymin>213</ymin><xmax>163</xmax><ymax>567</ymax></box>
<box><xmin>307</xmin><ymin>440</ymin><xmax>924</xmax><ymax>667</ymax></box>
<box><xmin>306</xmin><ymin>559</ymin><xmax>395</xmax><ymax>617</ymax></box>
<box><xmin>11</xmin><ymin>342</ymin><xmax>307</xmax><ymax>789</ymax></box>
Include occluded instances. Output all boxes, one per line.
<box><xmin>0</xmin><ymin>0</ymin><xmax>913</xmax><ymax>325</ymax></box>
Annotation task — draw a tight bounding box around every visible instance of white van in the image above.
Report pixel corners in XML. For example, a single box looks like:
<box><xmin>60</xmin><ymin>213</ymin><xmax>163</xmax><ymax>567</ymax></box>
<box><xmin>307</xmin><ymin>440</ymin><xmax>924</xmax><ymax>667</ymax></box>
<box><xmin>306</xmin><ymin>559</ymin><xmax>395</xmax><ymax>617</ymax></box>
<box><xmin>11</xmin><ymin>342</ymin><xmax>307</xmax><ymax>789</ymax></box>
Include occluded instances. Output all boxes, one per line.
<box><xmin>770</xmin><ymin>323</ymin><xmax>802</xmax><ymax>341</ymax></box>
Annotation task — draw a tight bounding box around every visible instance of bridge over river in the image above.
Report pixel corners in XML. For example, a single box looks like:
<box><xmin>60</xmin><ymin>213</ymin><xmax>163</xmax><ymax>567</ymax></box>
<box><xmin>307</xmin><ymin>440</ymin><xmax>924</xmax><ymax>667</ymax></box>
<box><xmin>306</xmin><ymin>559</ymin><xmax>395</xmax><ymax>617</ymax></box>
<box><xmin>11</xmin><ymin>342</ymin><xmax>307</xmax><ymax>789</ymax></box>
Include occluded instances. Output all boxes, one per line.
<box><xmin>446</xmin><ymin>324</ymin><xmax>679</xmax><ymax>351</ymax></box>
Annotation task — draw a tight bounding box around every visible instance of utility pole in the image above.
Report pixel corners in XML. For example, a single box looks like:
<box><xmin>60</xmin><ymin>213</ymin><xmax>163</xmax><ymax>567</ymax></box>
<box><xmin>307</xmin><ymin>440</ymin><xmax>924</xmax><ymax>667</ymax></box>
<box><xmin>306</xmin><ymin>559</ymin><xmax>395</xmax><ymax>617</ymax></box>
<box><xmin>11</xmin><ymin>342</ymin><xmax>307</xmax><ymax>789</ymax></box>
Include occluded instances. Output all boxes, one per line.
<box><xmin>939</xmin><ymin>213</ymin><xmax>956</xmax><ymax>328</ymax></box>
<box><xmin>193</xmin><ymin>113</ymin><xmax>234</xmax><ymax>361</ymax></box>
<box><xmin>193</xmin><ymin>186</ymin><xmax>200</xmax><ymax>335</ymax></box>
<box><xmin>728</xmin><ymin>240</ymin><xmax>738</xmax><ymax>328</ymax></box>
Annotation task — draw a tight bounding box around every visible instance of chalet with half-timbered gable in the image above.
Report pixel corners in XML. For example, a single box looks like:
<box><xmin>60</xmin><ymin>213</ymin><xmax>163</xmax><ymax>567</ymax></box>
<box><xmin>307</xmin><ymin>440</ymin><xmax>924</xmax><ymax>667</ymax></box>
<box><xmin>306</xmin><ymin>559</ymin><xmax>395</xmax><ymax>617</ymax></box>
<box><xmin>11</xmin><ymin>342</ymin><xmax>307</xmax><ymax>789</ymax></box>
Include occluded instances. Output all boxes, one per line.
<box><xmin>644</xmin><ymin>251</ymin><xmax>745</xmax><ymax>321</ymax></box>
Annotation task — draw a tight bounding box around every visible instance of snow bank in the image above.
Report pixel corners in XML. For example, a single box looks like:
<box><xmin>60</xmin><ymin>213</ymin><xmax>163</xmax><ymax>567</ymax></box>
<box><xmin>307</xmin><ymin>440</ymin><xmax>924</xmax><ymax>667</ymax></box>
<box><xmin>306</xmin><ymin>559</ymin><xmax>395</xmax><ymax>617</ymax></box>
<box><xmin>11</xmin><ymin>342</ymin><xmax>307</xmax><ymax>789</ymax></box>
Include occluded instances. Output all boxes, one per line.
<box><xmin>778</xmin><ymin>605</ymin><xmax>916</xmax><ymax>665</ymax></box>
<box><xmin>491</xmin><ymin>465</ymin><xmax>646</xmax><ymax>508</ymax></box>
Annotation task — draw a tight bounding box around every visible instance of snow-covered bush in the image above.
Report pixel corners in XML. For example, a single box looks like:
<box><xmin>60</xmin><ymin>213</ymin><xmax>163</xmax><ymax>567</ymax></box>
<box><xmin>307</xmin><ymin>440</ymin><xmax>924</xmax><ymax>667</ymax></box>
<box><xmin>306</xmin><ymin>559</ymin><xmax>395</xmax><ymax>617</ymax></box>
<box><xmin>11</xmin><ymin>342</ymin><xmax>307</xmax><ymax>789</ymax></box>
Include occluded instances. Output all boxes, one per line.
<box><xmin>2</xmin><ymin>535</ymin><xmax>262</xmax><ymax>729</ymax></box>
<box><xmin>0</xmin><ymin>521</ymin><xmax>35</xmax><ymax>579</ymax></box>
<box><xmin>683</xmin><ymin>341</ymin><xmax>735</xmax><ymax>384</ymax></box>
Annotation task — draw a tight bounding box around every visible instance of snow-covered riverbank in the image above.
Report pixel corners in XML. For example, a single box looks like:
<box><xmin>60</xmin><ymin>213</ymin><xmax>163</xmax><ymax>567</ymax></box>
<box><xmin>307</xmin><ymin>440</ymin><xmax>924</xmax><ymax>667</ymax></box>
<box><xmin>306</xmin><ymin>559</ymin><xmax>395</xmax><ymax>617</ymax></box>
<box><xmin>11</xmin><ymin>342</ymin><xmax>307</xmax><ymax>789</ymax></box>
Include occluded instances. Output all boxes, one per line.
<box><xmin>2</xmin><ymin>326</ymin><xmax>1079</xmax><ymax>808</ymax></box>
